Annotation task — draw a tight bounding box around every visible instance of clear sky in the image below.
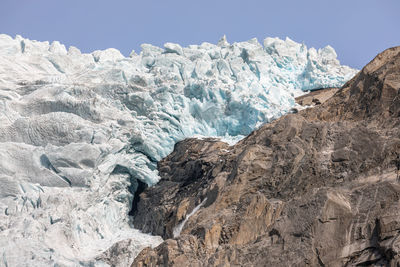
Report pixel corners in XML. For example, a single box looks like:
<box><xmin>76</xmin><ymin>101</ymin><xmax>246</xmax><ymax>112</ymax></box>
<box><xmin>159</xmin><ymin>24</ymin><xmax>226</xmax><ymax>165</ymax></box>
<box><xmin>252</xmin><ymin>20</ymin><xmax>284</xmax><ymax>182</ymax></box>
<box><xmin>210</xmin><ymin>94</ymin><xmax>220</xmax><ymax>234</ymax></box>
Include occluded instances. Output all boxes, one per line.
<box><xmin>0</xmin><ymin>0</ymin><xmax>399</xmax><ymax>69</ymax></box>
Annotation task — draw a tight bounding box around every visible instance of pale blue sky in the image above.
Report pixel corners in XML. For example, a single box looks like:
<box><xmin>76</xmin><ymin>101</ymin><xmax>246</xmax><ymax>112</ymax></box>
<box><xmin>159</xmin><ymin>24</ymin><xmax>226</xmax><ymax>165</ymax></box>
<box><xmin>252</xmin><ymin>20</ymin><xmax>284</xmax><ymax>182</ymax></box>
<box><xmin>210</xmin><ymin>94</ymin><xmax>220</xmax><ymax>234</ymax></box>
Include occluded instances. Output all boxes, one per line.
<box><xmin>0</xmin><ymin>0</ymin><xmax>399</xmax><ymax>68</ymax></box>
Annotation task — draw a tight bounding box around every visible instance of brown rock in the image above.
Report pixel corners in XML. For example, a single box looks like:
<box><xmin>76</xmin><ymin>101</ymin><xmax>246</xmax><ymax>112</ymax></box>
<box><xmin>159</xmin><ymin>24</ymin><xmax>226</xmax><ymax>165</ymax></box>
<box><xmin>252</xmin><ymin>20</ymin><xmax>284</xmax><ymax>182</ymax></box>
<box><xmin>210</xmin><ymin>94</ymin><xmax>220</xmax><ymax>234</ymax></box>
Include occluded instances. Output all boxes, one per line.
<box><xmin>295</xmin><ymin>87</ymin><xmax>339</xmax><ymax>106</ymax></box>
<box><xmin>132</xmin><ymin>47</ymin><xmax>400</xmax><ymax>266</ymax></box>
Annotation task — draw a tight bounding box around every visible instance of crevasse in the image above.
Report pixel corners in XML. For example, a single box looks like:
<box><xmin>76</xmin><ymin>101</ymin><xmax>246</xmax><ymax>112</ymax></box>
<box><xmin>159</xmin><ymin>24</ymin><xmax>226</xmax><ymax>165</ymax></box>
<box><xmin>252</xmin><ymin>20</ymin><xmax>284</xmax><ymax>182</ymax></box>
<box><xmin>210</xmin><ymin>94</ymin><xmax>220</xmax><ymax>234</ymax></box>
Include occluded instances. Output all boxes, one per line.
<box><xmin>0</xmin><ymin>34</ymin><xmax>357</xmax><ymax>266</ymax></box>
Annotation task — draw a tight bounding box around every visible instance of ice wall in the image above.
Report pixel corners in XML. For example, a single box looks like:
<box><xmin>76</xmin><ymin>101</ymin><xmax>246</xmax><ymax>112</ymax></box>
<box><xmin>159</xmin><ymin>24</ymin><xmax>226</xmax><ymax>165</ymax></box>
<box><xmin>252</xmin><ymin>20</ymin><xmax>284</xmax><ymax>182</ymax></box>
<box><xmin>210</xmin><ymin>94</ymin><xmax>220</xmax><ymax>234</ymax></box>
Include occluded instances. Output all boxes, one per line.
<box><xmin>0</xmin><ymin>34</ymin><xmax>357</xmax><ymax>266</ymax></box>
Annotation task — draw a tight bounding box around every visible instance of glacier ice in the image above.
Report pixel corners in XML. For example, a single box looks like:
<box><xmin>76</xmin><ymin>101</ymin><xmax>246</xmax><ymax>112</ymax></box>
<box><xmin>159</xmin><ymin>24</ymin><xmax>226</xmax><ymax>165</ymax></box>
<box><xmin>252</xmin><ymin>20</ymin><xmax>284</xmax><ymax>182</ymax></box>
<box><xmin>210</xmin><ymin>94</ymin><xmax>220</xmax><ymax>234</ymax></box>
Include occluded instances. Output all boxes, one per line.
<box><xmin>0</xmin><ymin>33</ymin><xmax>358</xmax><ymax>266</ymax></box>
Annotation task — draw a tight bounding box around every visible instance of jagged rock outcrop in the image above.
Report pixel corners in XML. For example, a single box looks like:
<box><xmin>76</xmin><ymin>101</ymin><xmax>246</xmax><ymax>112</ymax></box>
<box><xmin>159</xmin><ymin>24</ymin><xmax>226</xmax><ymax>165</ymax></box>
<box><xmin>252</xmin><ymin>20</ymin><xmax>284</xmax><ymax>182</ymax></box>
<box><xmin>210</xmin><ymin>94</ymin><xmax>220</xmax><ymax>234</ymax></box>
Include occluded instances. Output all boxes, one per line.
<box><xmin>132</xmin><ymin>47</ymin><xmax>400</xmax><ymax>266</ymax></box>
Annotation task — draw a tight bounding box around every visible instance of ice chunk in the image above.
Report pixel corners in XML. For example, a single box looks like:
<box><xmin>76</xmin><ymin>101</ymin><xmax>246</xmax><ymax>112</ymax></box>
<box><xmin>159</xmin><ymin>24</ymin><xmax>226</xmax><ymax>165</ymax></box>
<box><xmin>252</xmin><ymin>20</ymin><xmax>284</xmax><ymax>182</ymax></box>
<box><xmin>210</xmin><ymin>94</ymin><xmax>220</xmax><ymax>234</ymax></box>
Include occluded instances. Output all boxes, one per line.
<box><xmin>68</xmin><ymin>45</ymin><xmax>82</xmax><ymax>56</ymax></box>
<box><xmin>164</xmin><ymin>42</ymin><xmax>184</xmax><ymax>55</ymax></box>
<box><xmin>217</xmin><ymin>35</ymin><xmax>229</xmax><ymax>47</ymax></box>
<box><xmin>92</xmin><ymin>48</ymin><xmax>124</xmax><ymax>62</ymax></box>
<box><xmin>49</xmin><ymin>41</ymin><xmax>67</xmax><ymax>54</ymax></box>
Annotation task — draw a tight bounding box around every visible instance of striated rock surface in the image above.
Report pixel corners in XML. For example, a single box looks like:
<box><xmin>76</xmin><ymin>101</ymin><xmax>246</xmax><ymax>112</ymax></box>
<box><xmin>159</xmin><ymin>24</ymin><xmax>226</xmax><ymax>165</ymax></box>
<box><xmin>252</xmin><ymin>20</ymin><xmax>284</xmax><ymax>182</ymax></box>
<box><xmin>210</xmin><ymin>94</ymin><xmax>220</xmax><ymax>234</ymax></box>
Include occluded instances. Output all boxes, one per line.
<box><xmin>295</xmin><ymin>87</ymin><xmax>339</xmax><ymax>106</ymax></box>
<box><xmin>133</xmin><ymin>47</ymin><xmax>400</xmax><ymax>266</ymax></box>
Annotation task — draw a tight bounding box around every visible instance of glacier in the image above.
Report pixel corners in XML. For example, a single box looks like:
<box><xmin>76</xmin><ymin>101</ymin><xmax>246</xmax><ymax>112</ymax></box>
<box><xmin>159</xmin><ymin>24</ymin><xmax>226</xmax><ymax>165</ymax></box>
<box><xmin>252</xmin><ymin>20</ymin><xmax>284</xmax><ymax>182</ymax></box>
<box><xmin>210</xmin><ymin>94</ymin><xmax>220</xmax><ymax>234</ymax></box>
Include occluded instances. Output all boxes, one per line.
<box><xmin>0</xmin><ymin>33</ymin><xmax>358</xmax><ymax>266</ymax></box>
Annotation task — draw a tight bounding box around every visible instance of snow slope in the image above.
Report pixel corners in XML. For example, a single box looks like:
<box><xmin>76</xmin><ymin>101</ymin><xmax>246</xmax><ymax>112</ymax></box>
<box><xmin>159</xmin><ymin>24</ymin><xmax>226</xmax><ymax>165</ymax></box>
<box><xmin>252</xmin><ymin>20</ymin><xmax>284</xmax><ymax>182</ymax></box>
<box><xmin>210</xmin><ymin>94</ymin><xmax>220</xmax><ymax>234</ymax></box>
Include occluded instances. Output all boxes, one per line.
<box><xmin>0</xmin><ymin>34</ymin><xmax>357</xmax><ymax>266</ymax></box>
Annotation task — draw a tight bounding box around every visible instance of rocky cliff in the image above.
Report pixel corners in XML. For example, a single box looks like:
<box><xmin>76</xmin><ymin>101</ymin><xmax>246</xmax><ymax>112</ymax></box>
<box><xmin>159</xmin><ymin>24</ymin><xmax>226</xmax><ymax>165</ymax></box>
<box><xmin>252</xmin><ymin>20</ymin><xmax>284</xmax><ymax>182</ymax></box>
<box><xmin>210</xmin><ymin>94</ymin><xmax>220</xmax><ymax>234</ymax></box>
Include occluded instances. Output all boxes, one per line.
<box><xmin>132</xmin><ymin>47</ymin><xmax>400</xmax><ymax>266</ymax></box>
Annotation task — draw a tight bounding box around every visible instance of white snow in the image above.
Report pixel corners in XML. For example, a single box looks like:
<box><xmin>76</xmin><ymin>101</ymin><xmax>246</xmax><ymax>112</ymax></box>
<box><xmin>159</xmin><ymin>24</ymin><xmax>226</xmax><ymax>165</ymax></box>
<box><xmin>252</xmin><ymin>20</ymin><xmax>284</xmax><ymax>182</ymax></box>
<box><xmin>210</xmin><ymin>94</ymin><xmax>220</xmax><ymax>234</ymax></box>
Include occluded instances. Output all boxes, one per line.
<box><xmin>0</xmin><ymin>33</ymin><xmax>358</xmax><ymax>266</ymax></box>
<box><xmin>173</xmin><ymin>198</ymin><xmax>208</xmax><ymax>238</ymax></box>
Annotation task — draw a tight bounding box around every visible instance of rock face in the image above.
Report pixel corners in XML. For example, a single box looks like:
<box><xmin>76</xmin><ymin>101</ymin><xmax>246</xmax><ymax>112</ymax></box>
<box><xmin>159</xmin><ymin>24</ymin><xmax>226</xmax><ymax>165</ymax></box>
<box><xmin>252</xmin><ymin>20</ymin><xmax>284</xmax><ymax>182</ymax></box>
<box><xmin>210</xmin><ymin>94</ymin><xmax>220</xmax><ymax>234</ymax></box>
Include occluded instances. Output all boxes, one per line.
<box><xmin>133</xmin><ymin>47</ymin><xmax>400</xmax><ymax>266</ymax></box>
<box><xmin>295</xmin><ymin>87</ymin><xmax>339</xmax><ymax>106</ymax></box>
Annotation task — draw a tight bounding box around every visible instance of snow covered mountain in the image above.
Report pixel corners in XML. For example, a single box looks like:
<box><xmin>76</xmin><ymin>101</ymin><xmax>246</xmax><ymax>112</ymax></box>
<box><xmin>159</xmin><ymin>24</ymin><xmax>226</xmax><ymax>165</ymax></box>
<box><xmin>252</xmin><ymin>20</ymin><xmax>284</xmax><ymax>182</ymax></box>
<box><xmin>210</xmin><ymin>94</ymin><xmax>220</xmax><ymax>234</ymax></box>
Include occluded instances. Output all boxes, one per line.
<box><xmin>0</xmin><ymin>34</ymin><xmax>357</xmax><ymax>266</ymax></box>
